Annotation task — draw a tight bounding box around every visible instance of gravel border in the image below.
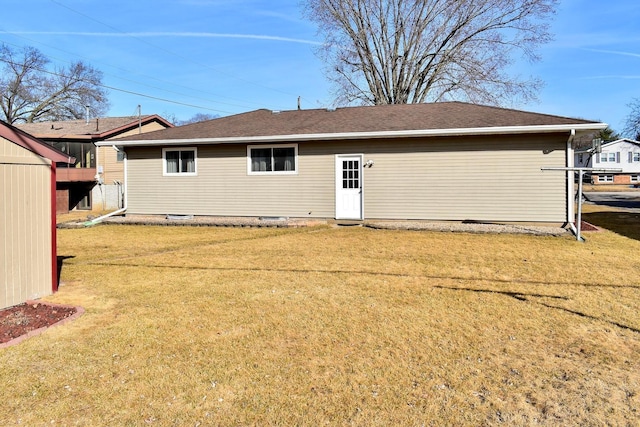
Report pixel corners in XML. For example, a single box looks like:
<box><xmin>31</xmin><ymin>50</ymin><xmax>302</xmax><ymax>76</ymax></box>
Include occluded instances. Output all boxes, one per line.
<box><xmin>366</xmin><ymin>221</ymin><xmax>568</xmax><ymax>236</ymax></box>
<box><xmin>58</xmin><ymin>214</ymin><xmax>569</xmax><ymax>236</ymax></box>
<box><xmin>100</xmin><ymin>215</ymin><xmax>318</xmax><ymax>228</ymax></box>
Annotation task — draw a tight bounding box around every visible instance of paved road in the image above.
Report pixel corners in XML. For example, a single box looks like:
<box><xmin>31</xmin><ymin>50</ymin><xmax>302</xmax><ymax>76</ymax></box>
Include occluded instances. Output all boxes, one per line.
<box><xmin>583</xmin><ymin>192</ymin><xmax>640</xmax><ymax>212</ymax></box>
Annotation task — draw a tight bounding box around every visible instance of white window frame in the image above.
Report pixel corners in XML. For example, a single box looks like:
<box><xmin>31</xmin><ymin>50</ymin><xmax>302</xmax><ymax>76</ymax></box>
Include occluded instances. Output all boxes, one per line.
<box><xmin>631</xmin><ymin>175</ymin><xmax>640</xmax><ymax>182</ymax></box>
<box><xmin>247</xmin><ymin>144</ymin><xmax>298</xmax><ymax>175</ymax></box>
<box><xmin>598</xmin><ymin>175</ymin><xmax>614</xmax><ymax>183</ymax></box>
<box><xmin>599</xmin><ymin>152</ymin><xmax>617</xmax><ymax>163</ymax></box>
<box><xmin>163</xmin><ymin>147</ymin><xmax>197</xmax><ymax>176</ymax></box>
<box><xmin>633</xmin><ymin>152</ymin><xmax>640</xmax><ymax>162</ymax></box>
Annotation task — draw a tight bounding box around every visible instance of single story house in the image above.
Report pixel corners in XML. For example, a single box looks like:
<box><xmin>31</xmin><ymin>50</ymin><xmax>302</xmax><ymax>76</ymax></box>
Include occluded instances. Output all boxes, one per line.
<box><xmin>100</xmin><ymin>102</ymin><xmax>607</xmax><ymax>225</ymax></box>
<box><xmin>1</xmin><ymin>120</ymin><xmax>74</xmax><ymax>310</ymax></box>
<box><xmin>575</xmin><ymin>138</ymin><xmax>640</xmax><ymax>184</ymax></box>
<box><xmin>18</xmin><ymin>115</ymin><xmax>173</xmax><ymax>212</ymax></box>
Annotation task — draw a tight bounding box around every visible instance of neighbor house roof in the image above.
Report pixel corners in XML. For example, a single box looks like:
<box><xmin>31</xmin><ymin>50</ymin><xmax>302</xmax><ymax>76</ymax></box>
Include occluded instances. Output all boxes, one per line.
<box><xmin>17</xmin><ymin>115</ymin><xmax>173</xmax><ymax>141</ymax></box>
<box><xmin>0</xmin><ymin>120</ymin><xmax>75</xmax><ymax>164</ymax></box>
<box><xmin>576</xmin><ymin>138</ymin><xmax>640</xmax><ymax>154</ymax></box>
<box><xmin>105</xmin><ymin>102</ymin><xmax>607</xmax><ymax>147</ymax></box>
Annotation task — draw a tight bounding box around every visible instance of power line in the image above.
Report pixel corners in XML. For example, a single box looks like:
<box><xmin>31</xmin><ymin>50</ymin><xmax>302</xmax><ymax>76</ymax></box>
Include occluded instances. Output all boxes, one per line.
<box><xmin>47</xmin><ymin>0</ymin><xmax>314</xmax><ymax>105</ymax></box>
<box><xmin>100</xmin><ymin>84</ymin><xmax>233</xmax><ymax>114</ymax></box>
<box><xmin>0</xmin><ymin>56</ymin><xmax>234</xmax><ymax>115</ymax></box>
<box><xmin>0</xmin><ymin>33</ymin><xmax>269</xmax><ymax>112</ymax></box>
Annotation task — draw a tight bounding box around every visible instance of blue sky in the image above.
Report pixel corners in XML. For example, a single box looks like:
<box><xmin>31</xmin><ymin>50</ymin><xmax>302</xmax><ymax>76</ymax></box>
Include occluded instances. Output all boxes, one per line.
<box><xmin>1</xmin><ymin>0</ymin><xmax>639</xmax><ymax>133</ymax></box>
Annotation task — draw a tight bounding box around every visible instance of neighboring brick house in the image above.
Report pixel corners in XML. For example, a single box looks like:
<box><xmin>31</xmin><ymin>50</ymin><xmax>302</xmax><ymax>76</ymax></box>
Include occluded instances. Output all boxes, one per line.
<box><xmin>17</xmin><ymin>115</ymin><xmax>173</xmax><ymax>213</ymax></box>
<box><xmin>575</xmin><ymin>139</ymin><xmax>640</xmax><ymax>184</ymax></box>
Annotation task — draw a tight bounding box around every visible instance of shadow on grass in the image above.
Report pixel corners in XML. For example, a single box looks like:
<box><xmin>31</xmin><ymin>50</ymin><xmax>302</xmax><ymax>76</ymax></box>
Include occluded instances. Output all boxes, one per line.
<box><xmin>77</xmin><ymin>260</ymin><xmax>640</xmax><ymax>291</ymax></box>
<box><xmin>582</xmin><ymin>211</ymin><xmax>640</xmax><ymax>241</ymax></box>
<box><xmin>74</xmin><ymin>258</ymin><xmax>640</xmax><ymax>298</ymax></box>
<box><xmin>57</xmin><ymin>255</ymin><xmax>75</xmax><ymax>285</ymax></box>
<box><xmin>432</xmin><ymin>285</ymin><xmax>569</xmax><ymax>301</ymax></box>
<box><xmin>436</xmin><ymin>285</ymin><xmax>640</xmax><ymax>334</ymax></box>
<box><xmin>72</xmin><ymin>256</ymin><xmax>640</xmax><ymax>333</ymax></box>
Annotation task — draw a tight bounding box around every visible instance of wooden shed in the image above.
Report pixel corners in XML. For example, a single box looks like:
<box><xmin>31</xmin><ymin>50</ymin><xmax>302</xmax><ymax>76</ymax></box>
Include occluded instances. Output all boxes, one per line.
<box><xmin>0</xmin><ymin>121</ymin><xmax>74</xmax><ymax>310</ymax></box>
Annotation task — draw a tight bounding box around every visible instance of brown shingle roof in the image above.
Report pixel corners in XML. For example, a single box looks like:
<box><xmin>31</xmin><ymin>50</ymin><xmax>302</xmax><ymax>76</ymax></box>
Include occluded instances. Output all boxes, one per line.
<box><xmin>115</xmin><ymin>102</ymin><xmax>602</xmax><ymax>143</ymax></box>
<box><xmin>0</xmin><ymin>120</ymin><xmax>75</xmax><ymax>164</ymax></box>
<box><xmin>16</xmin><ymin>115</ymin><xmax>173</xmax><ymax>140</ymax></box>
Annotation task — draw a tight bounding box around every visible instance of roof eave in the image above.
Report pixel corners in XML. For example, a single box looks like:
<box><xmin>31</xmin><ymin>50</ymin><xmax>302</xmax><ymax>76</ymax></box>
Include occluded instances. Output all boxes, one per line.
<box><xmin>100</xmin><ymin>123</ymin><xmax>608</xmax><ymax>147</ymax></box>
<box><xmin>32</xmin><ymin>134</ymin><xmax>95</xmax><ymax>141</ymax></box>
<box><xmin>98</xmin><ymin>115</ymin><xmax>175</xmax><ymax>139</ymax></box>
<box><xmin>0</xmin><ymin>122</ymin><xmax>76</xmax><ymax>164</ymax></box>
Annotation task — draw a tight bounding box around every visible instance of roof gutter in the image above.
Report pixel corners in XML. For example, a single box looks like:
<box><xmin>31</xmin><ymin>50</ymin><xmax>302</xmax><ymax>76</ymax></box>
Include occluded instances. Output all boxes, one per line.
<box><xmin>97</xmin><ymin>123</ymin><xmax>609</xmax><ymax>147</ymax></box>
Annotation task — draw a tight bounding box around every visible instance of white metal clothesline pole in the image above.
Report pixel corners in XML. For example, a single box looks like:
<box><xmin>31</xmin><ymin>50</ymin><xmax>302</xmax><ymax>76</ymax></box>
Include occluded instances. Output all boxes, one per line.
<box><xmin>541</xmin><ymin>167</ymin><xmax>621</xmax><ymax>242</ymax></box>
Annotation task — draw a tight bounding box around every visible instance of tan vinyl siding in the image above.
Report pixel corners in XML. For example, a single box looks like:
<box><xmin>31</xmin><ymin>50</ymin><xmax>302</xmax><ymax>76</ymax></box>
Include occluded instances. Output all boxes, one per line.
<box><xmin>1</xmin><ymin>137</ymin><xmax>53</xmax><ymax>309</ymax></box>
<box><xmin>100</xmin><ymin>122</ymin><xmax>171</xmax><ymax>183</ymax></box>
<box><xmin>114</xmin><ymin>121</ymin><xmax>168</xmax><ymax>139</ymax></box>
<box><xmin>127</xmin><ymin>144</ymin><xmax>335</xmax><ymax>217</ymax></box>
<box><xmin>362</xmin><ymin>135</ymin><xmax>567</xmax><ymax>222</ymax></box>
<box><xmin>98</xmin><ymin>145</ymin><xmax>124</xmax><ymax>182</ymax></box>
<box><xmin>126</xmin><ymin>133</ymin><xmax>568</xmax><ymax>223</ymax></box>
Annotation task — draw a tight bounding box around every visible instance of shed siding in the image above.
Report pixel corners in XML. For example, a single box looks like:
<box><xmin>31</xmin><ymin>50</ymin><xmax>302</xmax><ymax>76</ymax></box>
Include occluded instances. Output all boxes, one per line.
<box><xmin>125</xmin><ymin>134</ymin><xmax>568</xmax><ymax>223</ymax></box>
<box><xmin>1</xmin><ymin>137</ymin><xmax>53</xmax><ymax>309</ymax></box>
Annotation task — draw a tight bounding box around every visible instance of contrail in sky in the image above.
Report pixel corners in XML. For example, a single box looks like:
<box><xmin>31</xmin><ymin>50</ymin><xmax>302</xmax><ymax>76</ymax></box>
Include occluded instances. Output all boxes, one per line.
<box><xmin>581</xmin><ymin>75</ymin><xmax>640</xmax><ymax>80</ymax></box>
<box><xmin>583</xmin><ymin>48</ymin><xmax>640</xmax><ymax>59</ymax></box>
<box><xmin>2</xmin><ymin>31</ymin><xmax>322</xmax><ymax>46</ymax></box>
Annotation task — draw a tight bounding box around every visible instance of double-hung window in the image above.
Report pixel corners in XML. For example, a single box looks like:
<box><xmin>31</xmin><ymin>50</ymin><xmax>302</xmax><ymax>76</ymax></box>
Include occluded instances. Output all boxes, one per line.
<box><xmin>599</xmin><ymin>152</ymin><xmax>617</xmax><ymax>163</ymax></box>
<box><xmin>632</xmin><ymin>152</ymin><xmax>640</xmax><ymax>162</ymax></box>
<box><xmin>248</xmin><ymin>144</ymin><xmax>297</xmax><ymax>175</ymax></box>
<box><xmin>163</xmin><ymin>148</ymin><xmax>197</xmax><ymax>176</ymax></box>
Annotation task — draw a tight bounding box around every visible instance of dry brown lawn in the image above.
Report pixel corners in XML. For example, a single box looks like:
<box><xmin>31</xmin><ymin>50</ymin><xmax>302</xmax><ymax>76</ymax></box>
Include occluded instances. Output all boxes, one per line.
<box><xmin>1</xmin><ymin>221</ymin><xmax>639</xmax><ymax>426</ymax></box>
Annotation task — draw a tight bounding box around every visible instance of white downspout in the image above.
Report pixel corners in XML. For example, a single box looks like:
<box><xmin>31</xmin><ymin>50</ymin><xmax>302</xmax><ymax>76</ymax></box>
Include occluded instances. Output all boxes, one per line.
<box><xmin>93</xmin><ymin>142</ymin><xmax>105</xmax><ymax>210</ymax></box>
<box><xmin>566</xmin><ymin>129</ymin><xmax>576</xmax><ymax>225</ymax></box>
<box><xmin>84</xmin><ymin>147</ymin><xmax>127</xmax><ymax>226</ymax></box>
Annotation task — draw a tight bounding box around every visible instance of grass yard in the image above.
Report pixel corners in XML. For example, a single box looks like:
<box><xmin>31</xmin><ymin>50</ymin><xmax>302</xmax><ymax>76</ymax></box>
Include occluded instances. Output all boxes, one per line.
<box><xmin>582</xmin><ymin>204</ymin><xmax>640</xmax><ymax>241</ymax></box>
<box><xmin>1</xmin><ymin>222</ymin><xmax>639</xmax><ymax>425</ymax></box>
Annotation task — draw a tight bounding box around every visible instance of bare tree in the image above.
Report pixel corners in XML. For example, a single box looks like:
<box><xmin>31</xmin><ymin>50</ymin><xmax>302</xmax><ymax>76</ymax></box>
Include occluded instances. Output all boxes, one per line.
<box><xmin>0</xmin><ymin>44</ymin><xmax>109</xmax><ymax>123</ymax></box>
<box><xmin>624</xmin><ymin>98</ymin><xmax>640</xmax><ymax>140</ymax></box>
<box><xmin>573</xmin><ymin>126</ymin><xmax>621</xmax><ymax>150</ymax></box>
<box><xmin>303</xmin><ymin>0</ymin><xmax>558</xmax><ymax>106</ymax></box>
<box><xmin>178</xmin><ymin>112</ymin><xmax>220</xmax><ymax>125</ymax></box>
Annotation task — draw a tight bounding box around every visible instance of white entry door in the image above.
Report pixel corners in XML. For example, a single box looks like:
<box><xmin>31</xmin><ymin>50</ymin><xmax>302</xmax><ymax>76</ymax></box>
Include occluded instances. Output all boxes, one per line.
<box><xmin>335</xmin><ymin>155</ymin><xmax>363</xmax><ymax>220</ymax></box>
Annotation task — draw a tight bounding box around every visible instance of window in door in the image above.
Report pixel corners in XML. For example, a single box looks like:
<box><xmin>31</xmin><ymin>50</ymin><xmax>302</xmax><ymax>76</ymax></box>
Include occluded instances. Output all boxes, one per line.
<box><xmin>342</xmin><ymin>160</ymin><xmax>360</xmax><ymax>189</ymax></box>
